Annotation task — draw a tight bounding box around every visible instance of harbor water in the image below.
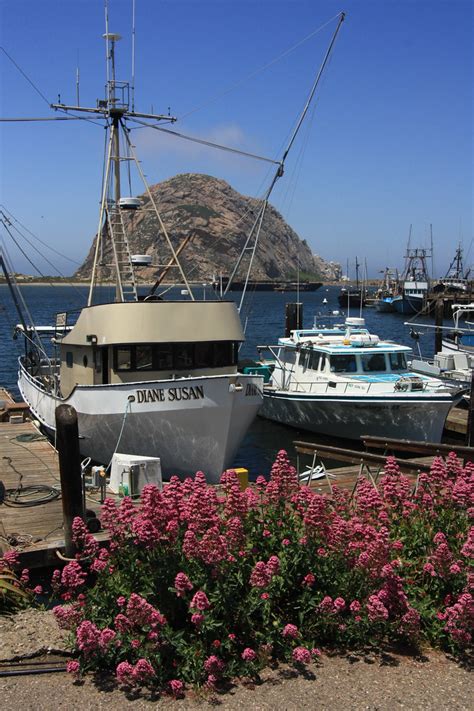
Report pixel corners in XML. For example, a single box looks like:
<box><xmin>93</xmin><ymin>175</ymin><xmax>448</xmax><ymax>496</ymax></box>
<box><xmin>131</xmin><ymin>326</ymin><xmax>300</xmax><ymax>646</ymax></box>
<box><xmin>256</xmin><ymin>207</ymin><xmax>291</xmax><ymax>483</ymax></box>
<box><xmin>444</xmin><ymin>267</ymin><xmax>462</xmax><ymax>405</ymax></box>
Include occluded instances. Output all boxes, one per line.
<box><xmin>0</xmin><ymin>283</ymin><xmax>438</xmax><ymax>476</ymax></box>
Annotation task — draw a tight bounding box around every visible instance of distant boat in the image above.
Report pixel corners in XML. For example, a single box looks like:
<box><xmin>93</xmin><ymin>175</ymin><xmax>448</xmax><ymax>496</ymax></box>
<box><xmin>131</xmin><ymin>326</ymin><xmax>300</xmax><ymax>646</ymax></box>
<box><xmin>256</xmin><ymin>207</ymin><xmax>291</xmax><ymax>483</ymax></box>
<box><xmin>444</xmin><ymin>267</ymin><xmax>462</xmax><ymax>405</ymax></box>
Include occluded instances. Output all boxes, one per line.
<box><xmin>337</xmin><ymin>257</ymin><xmax>366</xmax><ymax>308</ymax></box>
<box><xmin>432</xmin><ymin>244</ymin><xmax>471</xmax><ymax>295</ymax></box>
<box><xmin>374</xmin><ymin>267</ymin><xmax>400</xmax><ymax>313</ymax></box>
<box><xmin>393</xmin><ymin>246</ymin><xmax>432</xmax><ymax>315</ymax></box>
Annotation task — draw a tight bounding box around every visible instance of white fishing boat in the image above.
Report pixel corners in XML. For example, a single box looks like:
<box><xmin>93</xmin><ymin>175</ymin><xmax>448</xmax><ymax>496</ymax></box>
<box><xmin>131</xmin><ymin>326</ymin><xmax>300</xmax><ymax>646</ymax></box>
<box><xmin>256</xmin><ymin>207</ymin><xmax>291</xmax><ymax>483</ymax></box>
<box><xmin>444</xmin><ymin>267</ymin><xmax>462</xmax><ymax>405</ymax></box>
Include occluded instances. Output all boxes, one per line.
<box><xmin>5</xmin><ymin>26</ymin><xmax>267</xmax><ymax>482</ymax></box>
<box><xmin>5</xmin><ymin>9</ymin><xmax>347</xmax><ymax>480</ymax></box>
<box><xmin>257</xmin><ymin>313</ymin><xmax>461</xmax><ymax>442</ymax></box>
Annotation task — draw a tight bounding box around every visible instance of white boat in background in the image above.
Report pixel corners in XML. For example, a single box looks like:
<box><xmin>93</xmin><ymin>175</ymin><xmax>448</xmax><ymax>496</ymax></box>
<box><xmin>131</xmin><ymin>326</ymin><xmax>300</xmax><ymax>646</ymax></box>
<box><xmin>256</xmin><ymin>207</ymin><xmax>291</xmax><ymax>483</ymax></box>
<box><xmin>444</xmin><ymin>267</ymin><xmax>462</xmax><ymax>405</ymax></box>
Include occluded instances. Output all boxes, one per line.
<box><xmin>441</xmin><ymin>303</ymin><xmax>474</xmax><ymax>358</ymax></box>
<box><xmin>257</xmin><ymin>313</ymin><xmax>462</xmax><ymax>443</ymax></box>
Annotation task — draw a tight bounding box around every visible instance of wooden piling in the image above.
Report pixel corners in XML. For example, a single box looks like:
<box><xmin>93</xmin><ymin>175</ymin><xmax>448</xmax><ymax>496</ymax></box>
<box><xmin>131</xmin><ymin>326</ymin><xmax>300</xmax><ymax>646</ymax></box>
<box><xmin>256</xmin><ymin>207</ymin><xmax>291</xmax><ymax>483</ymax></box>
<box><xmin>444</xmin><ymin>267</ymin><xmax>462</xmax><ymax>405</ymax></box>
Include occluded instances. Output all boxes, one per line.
<box><xmin>285</xmin><ymin>302</ymin><xmax>303</xmax><ymax>337</ymax></box>
<box><xmin>434</xmin><ymin>298</ymin><xmax>444</xmax><ymax>354</ymax></box>
<box><xmin>467</xmin><ymin>372</ymin><xmax>474</xmax><ymax>447</ymax></box>
<box><xmin>55</xmin><ymin>404</ymin><xmax>84</xmax><ymax>556</ymax></box>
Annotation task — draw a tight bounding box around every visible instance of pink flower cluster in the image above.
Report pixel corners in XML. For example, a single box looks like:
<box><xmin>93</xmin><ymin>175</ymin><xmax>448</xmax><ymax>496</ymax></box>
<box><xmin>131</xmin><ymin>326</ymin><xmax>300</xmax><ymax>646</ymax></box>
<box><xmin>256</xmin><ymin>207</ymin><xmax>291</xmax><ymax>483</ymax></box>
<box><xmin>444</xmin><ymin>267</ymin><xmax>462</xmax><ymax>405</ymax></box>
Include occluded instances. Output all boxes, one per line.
<box><xmin>443</xmin><ymin>593</ymin><xmax>473</xmax><ymax>646</ymax></box>
<box><xmin>174</xmin><ymin>572</ymin><xmax>193</xmax><ymax>597</ymax></box>
<box><xmin>249</xmin><ymin>555</ymin><xmax>280</xmax><ymax>588</ymax></box>
<box><xmin>116</xmin><ymin>658</ymin><xmax>155</xmax><ymax>686</ymax></box>
<box><xmin>282</xmin><ymin>624</ymin><xmax>299</xmax><ymax>639</ymax></box>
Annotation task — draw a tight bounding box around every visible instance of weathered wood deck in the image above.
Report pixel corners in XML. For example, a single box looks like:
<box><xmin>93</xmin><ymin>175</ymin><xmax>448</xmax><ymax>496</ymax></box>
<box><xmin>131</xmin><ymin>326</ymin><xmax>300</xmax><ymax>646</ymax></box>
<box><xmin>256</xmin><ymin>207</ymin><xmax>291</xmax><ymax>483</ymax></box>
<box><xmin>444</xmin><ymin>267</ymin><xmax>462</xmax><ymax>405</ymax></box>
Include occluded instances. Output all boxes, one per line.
<box><xmin>444</xmin><ymin>404</ymin><xmax>468</xmax><ymax>436</ymax></box>
<box><xmin>0</xmin><ymin>396</ymin><xmax>103</xmax><ymax>568</ymax></box>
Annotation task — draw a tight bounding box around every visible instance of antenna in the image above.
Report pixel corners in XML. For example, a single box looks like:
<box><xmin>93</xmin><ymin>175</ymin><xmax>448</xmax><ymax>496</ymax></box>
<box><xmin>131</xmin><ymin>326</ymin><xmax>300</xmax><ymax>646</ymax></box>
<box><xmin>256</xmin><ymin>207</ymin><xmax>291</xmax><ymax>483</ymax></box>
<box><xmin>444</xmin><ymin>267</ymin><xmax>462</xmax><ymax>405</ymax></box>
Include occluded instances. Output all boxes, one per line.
<box><xmin>104</xmin><ymin>0</ymin><xmax>110</xmax><ymax>92</ymax></box>
<box><xmin>76</xmin><ymin>60</ymin><xmax>80</xmax><ymax>106</ymax></box>
<box><xmin>131</xmin><ymin>0</ymin><xmax>136</xmax><ymax>112</ymax></box>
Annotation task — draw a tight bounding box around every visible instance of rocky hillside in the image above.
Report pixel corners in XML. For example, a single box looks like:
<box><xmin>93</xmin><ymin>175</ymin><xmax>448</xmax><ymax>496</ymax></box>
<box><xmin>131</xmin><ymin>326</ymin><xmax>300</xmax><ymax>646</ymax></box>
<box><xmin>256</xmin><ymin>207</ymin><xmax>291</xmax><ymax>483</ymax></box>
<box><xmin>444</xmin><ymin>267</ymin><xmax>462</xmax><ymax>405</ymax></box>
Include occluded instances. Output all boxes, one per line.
<box><xmin>76</xmin><ymin>173</ymin><xmax>339</xmax><ymax>282</ymax></box>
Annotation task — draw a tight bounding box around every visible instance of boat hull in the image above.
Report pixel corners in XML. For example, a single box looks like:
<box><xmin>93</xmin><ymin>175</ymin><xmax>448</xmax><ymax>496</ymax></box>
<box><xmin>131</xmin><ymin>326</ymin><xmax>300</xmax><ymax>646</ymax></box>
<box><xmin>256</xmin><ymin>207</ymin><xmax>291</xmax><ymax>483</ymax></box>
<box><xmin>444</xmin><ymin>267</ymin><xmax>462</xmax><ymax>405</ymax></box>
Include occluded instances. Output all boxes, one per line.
<box><xmin>260</xmin><ymin>389</ymin><xmax>456</xmax><ymax>443</ymax></box>
<box><xmin>18</xmin><ymin>364</ymin><xmax>263</xmax><ymax>482</ymax></box>
<box><xmin>374</xmin><ymin>299</ymin><xmax>396</xmax><ymax>313</ymax></box>
<box><xmin>393</xmin><ymin>294</ymin><xmax>426</xmax><ymax>315</ymax></box>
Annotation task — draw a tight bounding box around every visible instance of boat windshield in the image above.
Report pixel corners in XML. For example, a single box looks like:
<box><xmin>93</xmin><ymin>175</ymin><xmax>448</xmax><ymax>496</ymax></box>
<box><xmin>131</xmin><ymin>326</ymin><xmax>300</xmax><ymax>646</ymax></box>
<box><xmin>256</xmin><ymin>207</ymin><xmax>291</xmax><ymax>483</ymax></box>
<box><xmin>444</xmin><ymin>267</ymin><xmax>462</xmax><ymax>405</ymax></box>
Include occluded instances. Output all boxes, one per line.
<box><xmin>389</xmin><ymin>352</ymin><xmax>407</xmax><ymax>371</ymax></box>
<box><xmin>329</xmin><ymin>354</ymin><xmax>357</xmax><ymax>373</ymax></box>
<box><xmin>361</xmin><ymin>353</ymin><xmax>387</xmax><ymax>372</ymax></box>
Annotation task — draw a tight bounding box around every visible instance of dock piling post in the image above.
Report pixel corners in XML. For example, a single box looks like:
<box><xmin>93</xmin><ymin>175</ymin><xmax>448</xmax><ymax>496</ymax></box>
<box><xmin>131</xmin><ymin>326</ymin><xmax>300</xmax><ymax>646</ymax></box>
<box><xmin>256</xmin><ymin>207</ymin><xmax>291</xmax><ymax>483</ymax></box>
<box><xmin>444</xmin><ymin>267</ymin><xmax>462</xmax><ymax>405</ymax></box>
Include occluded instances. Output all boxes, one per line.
<box><xmin>55</xmin><ymin>404</ymin><xmax>84</xmax><ymax>556</ymax></box>
<box><xmin>285</xmin><ymin>302</ymin><xmax>303</xmax><ymax>337</ymax></box>
<box><xmin>434</xmin><ymin>298</ymin><xmax>444</xmax><ymax>354</ymax></box>
<box><xmin>467</xmin><ymin>372</ymin><xmax>474</xmax><ymax>447</ymax></box>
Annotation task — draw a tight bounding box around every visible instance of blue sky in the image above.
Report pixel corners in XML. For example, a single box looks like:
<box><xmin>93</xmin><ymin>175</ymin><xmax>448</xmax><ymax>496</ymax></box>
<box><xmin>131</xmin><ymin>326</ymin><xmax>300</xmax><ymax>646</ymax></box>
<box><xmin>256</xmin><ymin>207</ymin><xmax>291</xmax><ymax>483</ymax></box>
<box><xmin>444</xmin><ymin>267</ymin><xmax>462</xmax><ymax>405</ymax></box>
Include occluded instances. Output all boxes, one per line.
<box><xmin>0</xmin><ymin>0</ymin><xmax>472</xmax><ymax>278</ymax></box>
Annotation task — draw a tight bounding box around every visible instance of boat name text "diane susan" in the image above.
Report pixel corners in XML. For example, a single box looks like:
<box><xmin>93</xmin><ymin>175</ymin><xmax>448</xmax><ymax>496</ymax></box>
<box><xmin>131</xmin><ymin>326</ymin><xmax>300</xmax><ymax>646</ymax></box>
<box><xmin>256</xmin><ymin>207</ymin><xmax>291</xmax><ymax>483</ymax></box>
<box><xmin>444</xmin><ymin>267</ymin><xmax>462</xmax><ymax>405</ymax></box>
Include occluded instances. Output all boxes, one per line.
<box><xmin>136</xmin><ymin>385</ymin><xmax>205</xmax><ymax>403</ymax></box>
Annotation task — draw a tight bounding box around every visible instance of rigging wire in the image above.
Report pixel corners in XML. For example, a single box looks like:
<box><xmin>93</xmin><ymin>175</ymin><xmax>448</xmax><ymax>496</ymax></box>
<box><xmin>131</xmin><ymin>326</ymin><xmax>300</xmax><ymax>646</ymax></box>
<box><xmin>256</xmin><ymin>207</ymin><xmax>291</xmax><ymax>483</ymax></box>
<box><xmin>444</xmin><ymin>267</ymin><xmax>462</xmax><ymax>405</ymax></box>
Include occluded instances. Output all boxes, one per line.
<box><xmin>128</xmin><ymin>118</ymin><xmax>280</xmax><ymax>166</ymax></box>
<box><xmin>0</xmin><ymin>206</ymin><xmax>80</xmax><ymax>266</ymax></box>
<box><xmin>0</xmin><ymin>213</ymin><xmax>72</xmax><ymax>288</ymax></box>
<box><xmin>0</xmin><ymin>116</ymin><xmax>82</xmax><ymax>122</ymax></box>
<box><xmin>178</xmin><ymin>13</ymin><xmax>343</xmax><ymax>120</ymax></box>
<box><xmin>0</xmin><ymin>46</ymin><xmax>51</xmax><ymax>106</ymax></box>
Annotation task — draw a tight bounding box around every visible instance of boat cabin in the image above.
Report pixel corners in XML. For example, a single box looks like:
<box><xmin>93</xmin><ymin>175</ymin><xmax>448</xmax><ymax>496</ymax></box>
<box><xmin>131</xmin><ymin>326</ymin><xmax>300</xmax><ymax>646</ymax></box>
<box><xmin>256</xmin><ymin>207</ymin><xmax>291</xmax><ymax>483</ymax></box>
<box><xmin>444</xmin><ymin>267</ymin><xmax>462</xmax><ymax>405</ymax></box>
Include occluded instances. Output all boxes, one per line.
<box><xmin>59</xmin><ymin>300</ymin><xmax>245</xmax><ymax>397</ymax></box>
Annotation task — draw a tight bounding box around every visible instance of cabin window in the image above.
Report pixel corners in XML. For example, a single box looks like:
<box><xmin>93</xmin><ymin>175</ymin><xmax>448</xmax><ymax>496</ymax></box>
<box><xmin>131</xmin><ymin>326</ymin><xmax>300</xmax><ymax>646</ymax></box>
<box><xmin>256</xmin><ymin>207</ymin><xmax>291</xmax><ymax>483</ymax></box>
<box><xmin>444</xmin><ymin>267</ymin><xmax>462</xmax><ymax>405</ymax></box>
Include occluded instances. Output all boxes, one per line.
<box><xmin>116</xmin><ymin>347</ymin><xmax>132</xmax><ymax>371</ymax></box>
<box><xmin>112</xmin><ymin>341</ymin><xmax>239</xmax><ymax>373</ymax></box>
<box><xmin>155</xmin><ymin>344</ymin><xmax>173</xmax><ymax>369</ymax></box>
<box><xmin>136</xmin><ymin>345</ymin><xmax>153</xmax><ymax>371</ymax></box>
<box><xmin>361</xmin><ymin>353</ymin><xmax>387</xmax><ymax>372</ymax></box>
<box><xmin>175</xmin><ymin>344</ymin><xmax>194</xmax><ymax>369</ymax></box>
<box><xmin>283</xmin><ymin>349</ymin><xmax>296</xmax><ymax>365</ymax></box>
<box><xmin>66</xmin><ymin>352</ymin><xmax>73</xmax><ymax>368</ymax></box>
<box><xmin>389</xmin><ymin>352</ymin><xmax>407</xmax><ymax>371</ymax></box>
<box><xmin>214</xmin><ymin>342</ymin><xmax>233</xmax><ymax>367</ymax></box>
<box><xmin>299</xmin><ymin>351</ymin><xmax>310</xmax><ymax>369</ymax></box>
<box><xmin>309</xmin><ymin>351</ymin><xmax>321</xmax><ymax>371</ymax></box>
<box><xmin>330</xmin><ymin>354</ymin><xmax>357</xmax><ymax>373</ymax></box>
<box><xmin>195</xmin><ymin>342</ymin><xmax>213</xmax><ymax>368</ymax></box>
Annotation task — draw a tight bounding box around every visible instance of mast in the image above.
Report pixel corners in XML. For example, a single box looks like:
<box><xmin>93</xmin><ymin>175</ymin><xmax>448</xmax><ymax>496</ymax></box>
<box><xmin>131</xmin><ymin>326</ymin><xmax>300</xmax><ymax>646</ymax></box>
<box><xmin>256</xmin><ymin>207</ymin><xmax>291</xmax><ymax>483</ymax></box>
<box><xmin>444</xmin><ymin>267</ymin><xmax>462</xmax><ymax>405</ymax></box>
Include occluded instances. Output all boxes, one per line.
<box><xmin>51</xmin><ymin>25</ymin><xmax>196</xmax><ymax>306</ymax></box>
<box><xmin>223</xmin><ymin>11</ymin><xmax>345</xmax><ymax>305</ymax></box>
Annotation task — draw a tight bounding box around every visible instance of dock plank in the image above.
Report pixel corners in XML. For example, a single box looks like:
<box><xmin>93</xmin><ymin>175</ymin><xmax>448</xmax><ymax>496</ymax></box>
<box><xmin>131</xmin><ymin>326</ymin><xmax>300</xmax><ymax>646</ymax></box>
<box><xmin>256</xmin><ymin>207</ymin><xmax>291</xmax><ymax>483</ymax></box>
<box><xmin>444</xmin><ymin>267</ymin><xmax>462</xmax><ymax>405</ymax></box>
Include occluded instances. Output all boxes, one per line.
<box><xmin>0</xmin><ymin>418</ymin><xmax>102</xmax><ymax>566</ymax></box>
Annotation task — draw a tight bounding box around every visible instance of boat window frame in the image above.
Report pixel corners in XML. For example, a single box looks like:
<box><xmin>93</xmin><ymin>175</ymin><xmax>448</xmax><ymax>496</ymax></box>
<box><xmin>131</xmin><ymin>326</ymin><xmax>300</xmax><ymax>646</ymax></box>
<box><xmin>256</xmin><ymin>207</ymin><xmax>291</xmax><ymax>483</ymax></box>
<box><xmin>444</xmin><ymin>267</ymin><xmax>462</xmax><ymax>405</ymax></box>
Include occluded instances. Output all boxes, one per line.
<box><xmin>360</xmin><ymin>352</ymin><xmax>388</xmax><ymax>373</ymax></box>
<box><xmin>329</xmin><ymin>354</ymin><xmax>358</xmax><ymax>374</ymax></box>
<box><xmin>389</xmin><ymin>352</ymin><xmax>408</xmax><ymax>372</ymax></box>
<box><xmin>112</xmin><ymin>341</ymin><xmax>240</xmax><ymax>373</ymax></box>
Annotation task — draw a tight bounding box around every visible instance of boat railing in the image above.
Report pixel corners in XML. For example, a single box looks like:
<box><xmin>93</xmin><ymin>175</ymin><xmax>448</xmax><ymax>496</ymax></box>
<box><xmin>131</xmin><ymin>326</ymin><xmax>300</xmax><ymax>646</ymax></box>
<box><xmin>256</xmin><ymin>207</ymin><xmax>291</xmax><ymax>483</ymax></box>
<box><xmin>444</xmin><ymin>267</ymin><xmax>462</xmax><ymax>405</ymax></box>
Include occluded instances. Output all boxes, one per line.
<box><xmin>288</xmin><ymin>377</ymin><xmax>433</xmax><ymax>396</ymax></box>
<box><xmin>19</xmin><ymin>356</ymin><xmax>61</xmax><ymax>396</ymax></box>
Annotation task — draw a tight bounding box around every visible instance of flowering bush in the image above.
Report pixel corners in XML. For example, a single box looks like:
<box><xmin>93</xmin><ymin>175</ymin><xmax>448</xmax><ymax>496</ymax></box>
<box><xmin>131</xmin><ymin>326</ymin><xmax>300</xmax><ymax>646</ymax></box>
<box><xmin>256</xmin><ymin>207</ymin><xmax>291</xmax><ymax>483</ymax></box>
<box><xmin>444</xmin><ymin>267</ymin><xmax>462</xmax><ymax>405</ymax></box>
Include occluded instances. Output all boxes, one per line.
<box><xmin>52</xmin><ymin>450</ymin><xmax>473</xmax><ymax>693</ymax></box>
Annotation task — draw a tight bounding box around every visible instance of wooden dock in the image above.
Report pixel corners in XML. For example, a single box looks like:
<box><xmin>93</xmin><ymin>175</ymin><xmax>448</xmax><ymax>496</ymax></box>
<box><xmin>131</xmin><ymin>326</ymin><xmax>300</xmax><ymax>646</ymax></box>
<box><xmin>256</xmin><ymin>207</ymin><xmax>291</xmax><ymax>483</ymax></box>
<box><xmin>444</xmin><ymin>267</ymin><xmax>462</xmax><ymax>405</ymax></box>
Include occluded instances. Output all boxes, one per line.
<box><xmin>0</xmin><ymin>384</ymin><xmax>471</xmax><ymax>569</ymax></box>
<box><xmin>0</xmin><ymin>391</ymin><xmax>102</xmax><ymax>568</ymax></box>
<box><xmin>444</xmin><ymin>404</ymin><xmax>468</xmax><ymax>437</ymax></box>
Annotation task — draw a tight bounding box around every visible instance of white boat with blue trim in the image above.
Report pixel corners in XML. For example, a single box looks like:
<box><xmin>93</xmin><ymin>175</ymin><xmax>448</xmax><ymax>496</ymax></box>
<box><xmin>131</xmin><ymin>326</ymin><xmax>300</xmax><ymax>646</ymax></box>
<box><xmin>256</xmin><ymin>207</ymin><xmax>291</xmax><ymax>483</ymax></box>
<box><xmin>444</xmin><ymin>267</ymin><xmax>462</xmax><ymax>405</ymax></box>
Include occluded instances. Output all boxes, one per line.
<box><xmin>257</xmin><ymin>315</ymin><xmax>461</xmax><ymax>442</ymax></box>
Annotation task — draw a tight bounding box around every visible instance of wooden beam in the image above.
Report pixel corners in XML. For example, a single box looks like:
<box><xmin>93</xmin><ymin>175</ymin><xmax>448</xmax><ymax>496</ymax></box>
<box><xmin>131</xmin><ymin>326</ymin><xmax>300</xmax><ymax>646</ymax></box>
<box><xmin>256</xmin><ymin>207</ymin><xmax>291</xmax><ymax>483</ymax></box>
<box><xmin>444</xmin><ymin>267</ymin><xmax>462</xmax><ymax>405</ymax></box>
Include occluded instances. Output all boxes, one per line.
<box><xmin>293</xmin><ymin>440</ymin><xmax>432</xmax><ymax>473</ymax></box>
<box><xmin>361</xmin><ymin>435</ymin><xmax>474</xmax><ymax>462</ymax></box>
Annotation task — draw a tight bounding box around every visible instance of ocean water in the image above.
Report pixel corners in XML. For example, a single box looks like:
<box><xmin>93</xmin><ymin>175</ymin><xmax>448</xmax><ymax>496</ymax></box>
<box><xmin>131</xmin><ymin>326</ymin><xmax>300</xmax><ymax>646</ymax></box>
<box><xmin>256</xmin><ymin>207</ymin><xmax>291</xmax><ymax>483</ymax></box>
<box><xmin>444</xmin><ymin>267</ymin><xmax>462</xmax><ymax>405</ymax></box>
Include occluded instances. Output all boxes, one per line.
<box><xmin>0</xmin><ymin>283</ymin><xmax>436</xmax><ymax>475</ymax></box>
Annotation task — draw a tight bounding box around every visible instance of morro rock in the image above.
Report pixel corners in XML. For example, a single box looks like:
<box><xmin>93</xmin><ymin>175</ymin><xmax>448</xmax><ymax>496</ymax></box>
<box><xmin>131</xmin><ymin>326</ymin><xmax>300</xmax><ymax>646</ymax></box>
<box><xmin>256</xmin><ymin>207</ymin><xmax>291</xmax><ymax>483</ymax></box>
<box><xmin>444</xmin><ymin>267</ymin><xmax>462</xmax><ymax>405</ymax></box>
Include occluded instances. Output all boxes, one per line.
<box><xmin>76</xmin><ymin>173</ymin><xmax>339</xmax><ymax>282</ymax></box>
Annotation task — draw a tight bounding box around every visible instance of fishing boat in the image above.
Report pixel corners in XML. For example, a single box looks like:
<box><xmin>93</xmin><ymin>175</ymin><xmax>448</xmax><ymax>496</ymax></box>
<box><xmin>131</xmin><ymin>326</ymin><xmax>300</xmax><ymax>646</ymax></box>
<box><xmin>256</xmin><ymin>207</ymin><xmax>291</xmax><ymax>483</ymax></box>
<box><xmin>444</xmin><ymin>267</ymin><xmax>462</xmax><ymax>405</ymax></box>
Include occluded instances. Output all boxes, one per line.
<box><xmin>432</xmin><ymin>245</ymin><xmax>471</xmax><ymax>295</ymax></box>
<box><xmin>4</xmin><ymin>29</ymin><xmax>267</xmax><ymax>482</ymax></box>
<box><xmin>5</xmin><ymin>10</ymin><xmax>346</xmax><ymax>480</ymax></box>
<box><xmin>392</xmin><ymin>233</ymin><xmax>432</xmax><ymax>314</ymax></box>
<box><xmin>337</xmin><ymin>258</ymin><xmax>366</xmax><ymax>308</ymax></box>
<box><xmin>256</xmin><ymin>313</ymin><xmax>461</xmax><ymax>443</ymax></box>
<box><xmin>373</xmin><ymin>268</ymin><xmax>400</xmax><ymax>313</ymax></box>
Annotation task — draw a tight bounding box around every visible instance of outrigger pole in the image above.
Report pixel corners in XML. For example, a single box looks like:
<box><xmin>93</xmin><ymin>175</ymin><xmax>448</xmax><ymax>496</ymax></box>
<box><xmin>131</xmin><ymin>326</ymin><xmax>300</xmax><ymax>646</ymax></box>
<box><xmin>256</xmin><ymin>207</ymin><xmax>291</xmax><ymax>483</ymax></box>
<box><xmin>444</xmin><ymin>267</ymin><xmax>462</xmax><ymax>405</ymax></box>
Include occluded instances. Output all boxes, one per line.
<box><xmin>224</xmin><ymin>11</ymin><xmax>345</xmax><ymax>308</ymax></box>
